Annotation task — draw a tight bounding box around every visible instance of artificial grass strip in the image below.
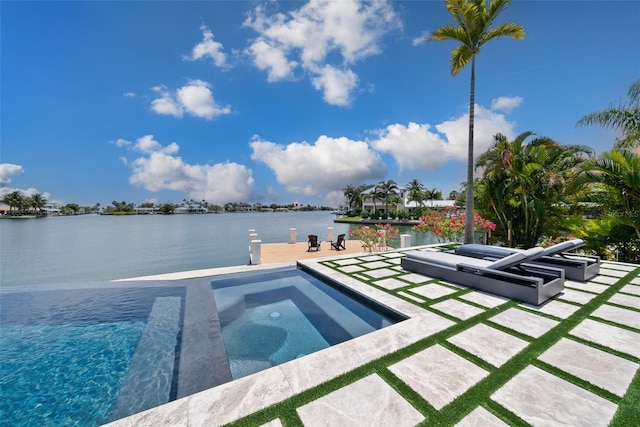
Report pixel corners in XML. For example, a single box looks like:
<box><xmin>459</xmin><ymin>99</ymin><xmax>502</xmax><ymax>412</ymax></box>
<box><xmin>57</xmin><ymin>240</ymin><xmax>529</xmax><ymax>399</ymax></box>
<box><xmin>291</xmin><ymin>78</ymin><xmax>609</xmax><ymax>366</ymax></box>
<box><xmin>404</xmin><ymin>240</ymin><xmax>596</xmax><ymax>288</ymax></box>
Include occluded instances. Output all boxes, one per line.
<box><xmin>610</xmin><ymin>366</ymin><xmax>640</xmax><ymax>426</ymax></box>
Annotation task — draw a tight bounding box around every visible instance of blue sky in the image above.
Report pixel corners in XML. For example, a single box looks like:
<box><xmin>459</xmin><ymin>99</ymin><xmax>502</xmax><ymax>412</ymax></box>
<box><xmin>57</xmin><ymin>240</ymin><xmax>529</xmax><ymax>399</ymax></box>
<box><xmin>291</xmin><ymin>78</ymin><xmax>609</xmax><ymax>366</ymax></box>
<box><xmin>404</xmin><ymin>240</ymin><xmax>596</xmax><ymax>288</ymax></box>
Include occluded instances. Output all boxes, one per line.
<box><xmin>1</xmin><ymin>0</ymin><xmax>639</xmax><ymax>208</ymax></box>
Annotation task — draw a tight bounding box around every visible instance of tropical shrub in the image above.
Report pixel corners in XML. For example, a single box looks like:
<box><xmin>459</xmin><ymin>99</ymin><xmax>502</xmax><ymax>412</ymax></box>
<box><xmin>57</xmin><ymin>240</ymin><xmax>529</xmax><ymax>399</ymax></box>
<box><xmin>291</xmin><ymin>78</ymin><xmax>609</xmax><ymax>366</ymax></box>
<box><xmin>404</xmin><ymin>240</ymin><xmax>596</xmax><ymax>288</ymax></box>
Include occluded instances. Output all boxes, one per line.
<box><xmin>349</xmin><ymin>224</ymin><xmax>399</xmax><ymax>253</ymax></box>
<box><xmin>413</xmin><ymin>207</ymin><xmax>496</xmax><ymax>243</ymax></box>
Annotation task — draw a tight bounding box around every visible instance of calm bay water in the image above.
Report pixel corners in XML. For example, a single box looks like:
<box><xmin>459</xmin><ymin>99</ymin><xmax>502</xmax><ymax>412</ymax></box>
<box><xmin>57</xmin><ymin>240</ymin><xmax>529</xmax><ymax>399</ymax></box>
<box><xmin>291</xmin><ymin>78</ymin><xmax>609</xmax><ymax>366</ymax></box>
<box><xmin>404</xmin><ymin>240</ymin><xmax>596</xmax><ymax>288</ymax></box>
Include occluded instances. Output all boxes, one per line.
<box><xmin>0</xmin><ymin>212</ymin><xmax>438</xmax><ymax>286</ymax></box>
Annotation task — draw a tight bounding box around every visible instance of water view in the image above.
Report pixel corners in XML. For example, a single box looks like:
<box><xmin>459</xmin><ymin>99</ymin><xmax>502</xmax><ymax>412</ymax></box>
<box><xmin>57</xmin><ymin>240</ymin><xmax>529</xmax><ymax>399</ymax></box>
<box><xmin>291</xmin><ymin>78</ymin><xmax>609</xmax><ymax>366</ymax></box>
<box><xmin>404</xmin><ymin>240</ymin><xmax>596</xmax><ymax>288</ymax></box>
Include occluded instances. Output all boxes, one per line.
<box><xmin>0</xmin><ymin>211</ymin><xmax>438</xmax><ymax>286</ymax></box>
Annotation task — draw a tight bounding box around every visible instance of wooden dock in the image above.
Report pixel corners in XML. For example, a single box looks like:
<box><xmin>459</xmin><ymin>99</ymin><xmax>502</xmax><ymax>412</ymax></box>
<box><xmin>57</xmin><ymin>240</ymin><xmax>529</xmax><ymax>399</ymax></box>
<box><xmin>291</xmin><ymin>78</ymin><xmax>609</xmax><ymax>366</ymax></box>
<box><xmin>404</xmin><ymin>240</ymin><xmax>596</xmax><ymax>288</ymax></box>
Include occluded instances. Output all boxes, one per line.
<box><xmin>260</xmin><ymin>240</ymin><xmax>366</xmax><ymax>264</ymax></box>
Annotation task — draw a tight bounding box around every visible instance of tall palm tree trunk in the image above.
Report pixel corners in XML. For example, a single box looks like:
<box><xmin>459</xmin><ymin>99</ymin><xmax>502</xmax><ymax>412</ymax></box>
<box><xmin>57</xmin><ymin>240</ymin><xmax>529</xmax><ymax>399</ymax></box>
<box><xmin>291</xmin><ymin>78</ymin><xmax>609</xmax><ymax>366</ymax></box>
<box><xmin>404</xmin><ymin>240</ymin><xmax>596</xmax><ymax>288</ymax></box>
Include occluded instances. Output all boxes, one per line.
<box><xmin>464</xmin><ymin>55</ymin><xmax>476</xmax><ymax>244</ymax></box>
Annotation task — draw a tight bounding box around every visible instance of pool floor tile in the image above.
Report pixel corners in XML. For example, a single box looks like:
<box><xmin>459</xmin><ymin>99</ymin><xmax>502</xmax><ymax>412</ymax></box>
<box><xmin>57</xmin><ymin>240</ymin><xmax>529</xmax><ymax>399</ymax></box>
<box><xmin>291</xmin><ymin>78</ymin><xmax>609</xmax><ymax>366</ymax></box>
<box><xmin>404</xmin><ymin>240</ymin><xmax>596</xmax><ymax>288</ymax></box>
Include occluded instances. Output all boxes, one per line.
<box><xmin>388</xmin><ymin>344</ymin><xmax>489</xmax><ymax>410</ymax></box>
<box><xmin>538</xmin><ymin>338</ymin><xmax>639</xmax><ymax>397</ymax></box>
<box><xmin>373</xmin><ymin>278</ymin><xmax>410</xmax><ymax>290</ymax></box>
<box><xmin>448</xmin><ymin>324</ymin><xmax>529</xmax><ymax>367</ymax></box>
<box><xmin>557</xmin><ymin>288</ymin><xmax>596</xmax><ymax>305</ymax></box>
<box><xmin>621</xmin><ymin>284</ymin><xmax>640</xmax><ymax>296</ymax></box>
<box><xmin>520</xmin><ymin>299</ymin><xmax>580</xmax><ymax>319</ymax></box>
<box><xmin>489</xmin><ymin>308</ymin><xmax>559</xmax><ymax>338</ymax></box>
<box><xmin>408</xmin><ymin>283</ymin><xmax>457</xmax><ymax>299</ymax></box>
<box><xmin>460</xmin><ymin>292</ymin><xmax>510</xmax><ymax>308</ymax></box>
<box><xmin>455</xmin><ymin>407</ymin><xmax>509</xmax><ymax>427</ymax></box>
<box><xmin>431</xmin><ymin>299</ymin><xmax>485</xmax><ymax>320</ymax></box>
<box><xmin>591</xmin><ymin>304</ymin><xmax>640</xmax><ymax>330</ymax></box>
<box><xmin>570</xmin><ymin>318</ymin><xmax>640</xmax><ymax>358</ymax></box>
<box><xmin>608</xmin><ymin>293</ymin><xmax>640</xmax><ymax>310</ymax></box>
<box><xmin>296</xmin><ymin>374</ymin><xmax>424</xmax><ymax>427</ymax></box>
<box><xmin>565</xmin><ymin>280</ymin><xmax>609</xmax><ymax>294</ymax></box>
<box><xmin>492</xmin><ymin>366</ymin><xmax>618</xmax><ymax>427</ymax></box>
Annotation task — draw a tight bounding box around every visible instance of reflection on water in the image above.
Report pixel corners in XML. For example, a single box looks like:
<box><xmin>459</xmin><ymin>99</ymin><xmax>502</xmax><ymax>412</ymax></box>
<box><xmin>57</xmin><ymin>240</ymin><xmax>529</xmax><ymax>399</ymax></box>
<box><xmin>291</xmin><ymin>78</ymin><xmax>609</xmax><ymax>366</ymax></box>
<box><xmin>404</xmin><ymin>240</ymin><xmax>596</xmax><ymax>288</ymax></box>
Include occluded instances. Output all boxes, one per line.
<box><xmin>0</xmin><ymin>212</ymin><xmax>437</xmax><ymax>286</ymax></box>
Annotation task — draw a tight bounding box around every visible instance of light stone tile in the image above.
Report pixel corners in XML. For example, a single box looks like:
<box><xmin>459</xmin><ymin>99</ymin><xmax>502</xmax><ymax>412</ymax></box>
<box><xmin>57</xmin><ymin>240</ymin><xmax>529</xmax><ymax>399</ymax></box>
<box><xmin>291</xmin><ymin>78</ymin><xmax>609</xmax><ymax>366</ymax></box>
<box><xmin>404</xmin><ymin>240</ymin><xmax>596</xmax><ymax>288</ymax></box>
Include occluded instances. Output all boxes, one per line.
<box><xmin>539</xmin><ymin>338</ymin><xmax>639</xmax><ymax>397</ymax></box>
<box><xmin>357</xmin><ymin>255</ymin><xmax>386</xmax><ymax>262</ymax></box>
<box><xmin>259</xmin><ymin>419</ymin><xmax>283</xmax><ymax>427</ymax></box>
<box><xmin>632</xmin><ymin>277</ymin><xmax>640</xmax><ymax>285</ymax></box>
<box><xmin>599</xmin><ymin>268</ymin><xmax>629</xmax><ymax>278</ymax></box>
<box><xmin>570</xmin><ymin>318</ymin><xmax>640</xmax><ymax>358</ymax></box>
<box><xmin>460</xmin><ymin>291</ymin><xmax>510</xmax><ymax>308</ymax></box>
<box><xmin>590</xmin><ymin>275</ymin><xmax>619</xmax><ymax>285</ymax></box>
<box><xmin>392</xmin><ymin>265</ymin><xmax>405</xmax><ymax>271</ymax></box>
<box><xmin>491</xmin><ymin>366</ymin><xmax>618</xmax><ymax>427</ymax></box>
<box><xmin>362</xmin><ymin>268</ymin><xmax>399</xmax><ymax>279</ymax></box>
<box><xmin>520</xmin><ymin>299</ymin><xmax>580</xmax><ymax>319</ymax></box>
<box><xmin>565</xmin><ymin>280</ymin><xmax>609</xmax><ymax>294</ymax></box>
<box><xmin>353</xmin><ymin>274</ymin><xmax>370</xmax><ymax>282</ymax></box>
<box><xmin>389</xmin><ymin>344</ymin><xmax>489</xmax><ymax>410</ymax></box>
<box><xmin>188</xmin><ymin>367</ymin><xmax>294</xmax><ymax>426</ymax></box>
<box><xmin>104</xmin><ymin>397</ymin><xmax>189</xmax><ymax>427</ymax></box>
<box><xmin>440</xmin><ymin>280</ymin><xmax>469</xmax><ymax>289</ymax></box>
<box><xmin>399</xmin><ymin>273</ymin><xmax>433</xmax><ymax>284</ymax></box>
<box><xmin>397</xmin><ymin>291</ymin><xmax>426</xmax><ymax>304</ymax></box>
<box><xmin>337</xmin><ymin>265</ymin><xmax>365</xmax><ymax>274</ymax></box>
<box><xmin>591</xmin><ymin>304</ymin><xmax>640</xmax><ymax>330</ymax></box>
<box><xmin>361</xmin><ymin>261</ymin><xmax>392</xmax><ymax>269</ymax></box>
<box><xmin>448</xmin><ymin>323</ymin><xmax>529</xmax><ymax>367</ymax></box>
<box><xmin>601</xmin><ymin>262</ymin><xmax>637</xmax><ymax>272</ymax></box>
<box><xmin>296</xmin><ymin>374</ymin><xmax>424</xmax><ymax>427</ymax></box>
<box><xmin>279</xmin><ymin>312</ymin><xmax>454</xmax><ymax>395</ymax></box>
<box><xmin>385</xmin><ymin>257</ymin><xmax>403</xmax><ymax>265</ymax></box>
<box><xmin>621</xmin><ymin>284</ymin><xmax>640</xmax><ymax>296</ymax></box>
<box><xmin>431</xmin><ymin>299</ymin><xmax>485</xmax><ymax>320</ymax></box>
<box><xmin>455</xmin><ymin>407</ymin><xmax>509</xmax><ymax>427</ymax></box>
<box><xmin>382</xmin><ymin>252</ymin><xmax>405</xmax><ymax>258</ymax></box>
<box><xmin>489</xmin><ymin>308</ymin><xmax>559</xmax><ymax>338</ymax></box>
<box><xmin>557</xmin><ymin>288</ymin><xmax>596</xmax><ymax>305</ymax></box>
<box><xmin>608</xmin><ymin>293</ymin><xmax>640</xmax><ymax>310</ymax></box>
<box><xmin>408</xmin><ymin>283</ymin><xmax>457</xmax><ymax>299</ymax></box>
<box><xmin>374</xmin><ymin>278</ymin><xmax>410</xmax><ymax>290</ymax></box>
<box><xmin>333</xmin><ymin>258</ymin><xmax>363</xmax><ymax>266</ymax></box>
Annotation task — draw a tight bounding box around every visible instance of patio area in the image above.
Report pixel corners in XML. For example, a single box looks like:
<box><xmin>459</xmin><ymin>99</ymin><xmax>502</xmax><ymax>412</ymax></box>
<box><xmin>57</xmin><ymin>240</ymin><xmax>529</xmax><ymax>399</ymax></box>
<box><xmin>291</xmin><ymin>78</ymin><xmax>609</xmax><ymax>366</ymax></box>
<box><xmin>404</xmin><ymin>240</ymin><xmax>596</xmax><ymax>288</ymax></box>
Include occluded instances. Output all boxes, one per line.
<box><xmin>108</xmin><ymin>245</ymin><xmax>640</xmax><ymax>426</ymax></box>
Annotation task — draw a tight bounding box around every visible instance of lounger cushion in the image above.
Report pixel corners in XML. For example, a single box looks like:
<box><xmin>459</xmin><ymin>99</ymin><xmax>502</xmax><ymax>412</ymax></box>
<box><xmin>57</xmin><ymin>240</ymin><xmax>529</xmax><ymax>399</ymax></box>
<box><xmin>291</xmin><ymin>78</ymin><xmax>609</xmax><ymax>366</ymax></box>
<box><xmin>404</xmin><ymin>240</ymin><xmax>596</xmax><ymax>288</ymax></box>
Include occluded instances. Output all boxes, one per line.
<box><xmin>486</xmin><ymin>247</ymin><xmax>544</xmax><ymax>270</ymax></box>
<box><xmin>540</xmin><ymin>238</ymin><xmax>584</xmax><ymax>257</ymax></box>
<box><xmin>456</xmin><ymin>244</ymin><xmax>514</xmax><ymax>258</ymax></box>
<box><xmin>405</xmin><ymin>251</ymin><xmax>492</xmax><ymax>269</ymax></box>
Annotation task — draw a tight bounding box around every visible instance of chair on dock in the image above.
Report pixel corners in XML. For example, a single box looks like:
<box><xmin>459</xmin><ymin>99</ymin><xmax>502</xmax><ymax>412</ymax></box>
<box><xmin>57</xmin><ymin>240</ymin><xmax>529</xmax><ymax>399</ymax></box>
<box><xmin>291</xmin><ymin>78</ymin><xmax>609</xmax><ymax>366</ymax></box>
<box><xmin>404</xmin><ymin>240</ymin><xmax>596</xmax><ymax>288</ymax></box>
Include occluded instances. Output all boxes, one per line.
<box><xmin>331</xmin><ymin>234</ymin><xmax>346</xmax><ymax>251</ymax></box>
<box><xmin>308</xmin><ymin>235</ymin><xmax>321</xmax><ymax>252</ymax></box>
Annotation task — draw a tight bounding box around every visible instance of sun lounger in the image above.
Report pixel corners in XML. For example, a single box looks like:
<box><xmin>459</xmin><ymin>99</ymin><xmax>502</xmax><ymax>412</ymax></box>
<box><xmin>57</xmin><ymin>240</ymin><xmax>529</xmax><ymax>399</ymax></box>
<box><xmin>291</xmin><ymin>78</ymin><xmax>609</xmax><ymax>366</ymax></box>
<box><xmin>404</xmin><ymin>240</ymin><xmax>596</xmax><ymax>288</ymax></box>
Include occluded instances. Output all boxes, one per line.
<box><xmin>401</xmin><ymin>247</ymin><xmax>565</xmax><ymax>305</ymax></box>
<box><xmin>454</xmin><ymin>239</ymin><xmax>600</xmax><ymax>282</ymax></box>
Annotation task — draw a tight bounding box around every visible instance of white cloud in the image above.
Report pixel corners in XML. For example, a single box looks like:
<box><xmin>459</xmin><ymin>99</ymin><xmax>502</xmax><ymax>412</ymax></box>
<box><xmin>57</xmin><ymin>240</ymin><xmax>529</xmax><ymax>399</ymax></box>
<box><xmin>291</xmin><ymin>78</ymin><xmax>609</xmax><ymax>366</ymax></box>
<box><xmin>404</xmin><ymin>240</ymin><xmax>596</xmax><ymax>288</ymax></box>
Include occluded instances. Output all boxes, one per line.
<box><xmin>117</xmin><ymin>136</ymin><xmax>254</xmax><ymax>203</ymax></box>
<box><xmin>150</xmin><ymin>81</ymin><xmax>231</xmax><ymax>120</ymax></box>
<box><xmin>412</xmin><ymin>31</ymin><xmax>430</xmax><ymax>46</ymax></box>
<box><xmin>0</xmin><ymin>163</ymin><xmax>23</xmax><ymax>185</ymax></box>
<box><xmin>370</xmin><ymin>103</ymin><xmax>518</xmax><ymax>170</ymax></box>
<box><xmin>250</xmin><ymin>134</ymin><xmax>386</xmax><ymax>196</ymax></box>
<box><xmin>123</xmin><ymin>92</ymin><xmax>136</xmax><ymax>98</ymax></box>
<box><xmin>184</xmin><ymin>24</ymin><xmax>229</xmax><ymax>69</ymax></box>
<box><xmin>491</xmin><ymin>96</ymin><xmax>523</xmax><ymax>113</ymax></box>
<box><xmin>244</xmin><ymin>0</ymin><xmax>400</xmax><ymax>106</ymax></box>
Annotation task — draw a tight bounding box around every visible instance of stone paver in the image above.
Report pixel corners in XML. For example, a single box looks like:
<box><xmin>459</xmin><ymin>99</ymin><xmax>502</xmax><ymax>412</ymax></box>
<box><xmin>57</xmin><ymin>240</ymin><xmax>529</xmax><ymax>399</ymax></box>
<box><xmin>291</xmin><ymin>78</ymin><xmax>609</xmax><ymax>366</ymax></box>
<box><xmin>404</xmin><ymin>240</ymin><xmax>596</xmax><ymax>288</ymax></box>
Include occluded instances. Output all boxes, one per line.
<box><xmin>591</xmin><ymin>304</ymin><xmax>640</xmax><ymax>330</ymax></box>
<box><xmin>388</xmin><ymin>344</ymin><xmax>489</xmax><ymax>410</ymax></box>
<box><xmin>565</xmin><ymin>280</ymin><xmax>609</xmax><ymax>294</ymax></box>
<box><xmin>455</xmin><ymin>407</ymin><xmax>509</xmax><ymax>427</ymax></box>
<box><xmin>570</xmin><ymin>318</ymin><xmax>640</xmax><ymax>358</ymax></box>
<box><xmin>337</xmin><ymin>265</ymin><xmax>365</xmax><ymax>273</ymax></box>
<box><xmin>492</xmin><ymin>366</ymin><xmax>618</xmax><ymax>427</ymax></box>
<box><xmin>557</xmin><ymin>288</ymin><xmax>596</xmax><ymax>305</ymax></box>
<box><xmin>431</xmin><ymin>299</ymin><xmax>485</xmax><ymax>320</ymax></box>
<box><xmin>448</xmin><ymin>324</ymin><xmax>529</xmax><ymax>367</ymax></box>
<box><xmin>621</xmin><ymin>284</ymin><xmax>640</xmax><ymax>296</ymax></box>
<box><xmin>408</xmin><ymin>283</ymin><xmax>457</xmax><ymax>300</ymax></box>
<box><xmin>599</xmin><ymin>268</ymin><xmax>630</xmax><ymax>278</ymax></box>
<box><xmin>360</xmin><ymin>261</ymin><xmax>392</xmax><ymax>269</ymax></box>
<box><xmin>539</xmin><ymin>338</ymin><xmax>639</xmax><ymax>397</ymax></box>
<box><xmin>397</xmin><ymin>291</ymin><xmax>425</xmax><ymax>304</ymax></box>
<box><xmin>590</xmin><ymin>275</ymin><xmax>619</xmax><ymax>285</ymax></box>
<box><xmin>384</xmin><ymin>257</ymin><xmax>402</xmax><ymax>265</ymax></box>
<box><xmin>460</xmin><ymin>292</ymin><xmax>510</xmax><ymax>308</ymax></box>
<box><xmin>632</xmin><ymin>277</ymin><xmax>640</xmax><ymax>285</ymax></box>
<box><xmin>296</xmin><ymin>374</ymin><xmax>424</xmax><ymax>426</ymax></box>
<box><xmin>608</xmin><ymin>293</ymin><xmax>640</xmax><ymax>310</ymax></box>
<box><xmin>333</xmin><ymin>258</ymin><xmax>363</xmax><ymax>266</ymax></box>
<box><xmin>259</xmin><ymin>419</ymin><xmax>282</xmax><ymax>427</ymax></box>
<box><xmin>362</xmin><ymin>268</ymin><xmax>399</xmax><ymax>279</ymax></box>
<box><xmin>601</xmin><ymin>263</ymin><xmax>637</xmax><ymax>272</ymax></box>
<box><xmin>520</xmin><ymin>299</ymin><xmax>580</xmax><ymax>319</ymax></box>
<box><xmin>489</xmin><ymin>308</ymin><xmax>559</xmax><ymax>338</ymax></box>
<box><xmin>398</xmin><ymin>273</ymin><xmax>433</xmax><ymax>284</ymax></box>
<box><xmin>353</xmin><ymin>274</ymin><xmax>369</xmax><ymax>282</ymax></box>
<box><xmin>357</xmin><ymin>255</ymin><xmax>386</xmax><ymax>262</ymax></box>
<box><xmin>373</xmin><ymin>278</ymin><xmax>410</xmax><ymax>290</ymax></box>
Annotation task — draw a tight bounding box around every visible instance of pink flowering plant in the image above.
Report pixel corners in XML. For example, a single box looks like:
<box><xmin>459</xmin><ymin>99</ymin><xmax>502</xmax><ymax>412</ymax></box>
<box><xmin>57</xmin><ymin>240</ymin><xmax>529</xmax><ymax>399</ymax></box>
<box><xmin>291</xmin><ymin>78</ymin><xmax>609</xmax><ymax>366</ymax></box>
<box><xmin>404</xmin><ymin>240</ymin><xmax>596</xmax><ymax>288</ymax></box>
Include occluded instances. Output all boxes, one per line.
<box><xmin>349</xmin><ymin>223</ymin><xmax>399</xmax><ymax>252</ymax></box>
<box><xmin>412</xmin><ymin>207</ymin><xmax>496</xmax><ymax>243</ymax></box>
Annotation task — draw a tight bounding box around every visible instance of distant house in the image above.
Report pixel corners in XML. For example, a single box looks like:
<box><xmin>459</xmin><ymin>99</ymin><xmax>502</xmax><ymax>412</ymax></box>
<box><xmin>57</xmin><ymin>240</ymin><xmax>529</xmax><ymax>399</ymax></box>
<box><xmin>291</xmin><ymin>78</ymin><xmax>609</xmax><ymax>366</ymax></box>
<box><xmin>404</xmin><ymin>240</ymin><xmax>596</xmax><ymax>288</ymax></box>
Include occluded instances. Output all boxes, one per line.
<box><xmin>361</xmin><ymin>188</ymin><xmax>456</xmax><ymax>214</ymax></box>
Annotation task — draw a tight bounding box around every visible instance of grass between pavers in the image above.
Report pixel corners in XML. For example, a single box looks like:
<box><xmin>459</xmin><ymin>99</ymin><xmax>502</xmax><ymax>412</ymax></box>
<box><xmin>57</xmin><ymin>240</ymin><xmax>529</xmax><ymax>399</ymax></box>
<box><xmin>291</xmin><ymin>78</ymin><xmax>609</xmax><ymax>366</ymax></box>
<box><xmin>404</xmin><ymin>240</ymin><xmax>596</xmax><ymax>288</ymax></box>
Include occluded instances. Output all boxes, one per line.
<box><xmin>225</xmin><ymin>262</ymin><xmax>640</xmax><ymax>427</ymax></box>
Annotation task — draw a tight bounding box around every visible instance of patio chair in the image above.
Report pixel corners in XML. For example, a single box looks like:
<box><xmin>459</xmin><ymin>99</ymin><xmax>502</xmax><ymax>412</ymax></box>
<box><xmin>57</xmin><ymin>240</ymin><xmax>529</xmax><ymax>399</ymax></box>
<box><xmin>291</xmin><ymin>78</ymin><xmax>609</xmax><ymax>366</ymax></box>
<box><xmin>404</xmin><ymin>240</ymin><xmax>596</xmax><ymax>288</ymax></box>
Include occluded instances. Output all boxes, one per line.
<box><xmin>331</xmin><ymin>234</ymin><xmax>346</xmax><ymax>251</ymax></box>
<box><xmin>454</xmin><ymin>239</ymin><xmax>600</xmax><ymax>282</ymax></box>
<box><xmin>307</xmin><ymin>235</ymin><xmax>321</xmax><ymax>252</ymax></box>
<box><xmin>401</xmin><ymin>247</ymin><xmax>565</xmax><ymax>305</ymax></box>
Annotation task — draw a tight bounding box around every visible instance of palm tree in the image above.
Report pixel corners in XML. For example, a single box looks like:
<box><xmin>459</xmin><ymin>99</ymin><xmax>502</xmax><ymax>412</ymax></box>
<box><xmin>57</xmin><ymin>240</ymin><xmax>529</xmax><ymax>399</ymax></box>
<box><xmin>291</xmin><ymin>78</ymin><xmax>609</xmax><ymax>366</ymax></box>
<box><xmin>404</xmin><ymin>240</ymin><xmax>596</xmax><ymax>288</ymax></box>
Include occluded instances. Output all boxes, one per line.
<box><xmin>430</xmin><ymin>0</ymin><xmax>525</xmax><ymax>243</ymax></box>
<box><xmin>577</xmin><ymin>79</ymin><xmax>640</xmax><ymax>149</ymax></box>
<box><xmin>476</xmin><ymin>132</ymin><xmax>592</xmax><ymax>247</ymax></box>
<box><xmin>405</xmin><ymin>179</ymin><xmax>426</xmax><ymax>207</ymax></box>
<box><xmin>424</xmin><ymin>188</ymin><xmax>443</xmax><ymax>206</ymax></box>
<box><xmin>29</xmin><ymin>193</ymin><xmax>47</xmax><ymax>215</ymax></box>
<box><xmin>375</xmin><ymin>180</ymin><xmax>399</xmax><ymax>215</ymax></box>
<box><xmin>1</xmin><ymin>191</ymin><xmax>25</xmax><ymax>215</ymax></box>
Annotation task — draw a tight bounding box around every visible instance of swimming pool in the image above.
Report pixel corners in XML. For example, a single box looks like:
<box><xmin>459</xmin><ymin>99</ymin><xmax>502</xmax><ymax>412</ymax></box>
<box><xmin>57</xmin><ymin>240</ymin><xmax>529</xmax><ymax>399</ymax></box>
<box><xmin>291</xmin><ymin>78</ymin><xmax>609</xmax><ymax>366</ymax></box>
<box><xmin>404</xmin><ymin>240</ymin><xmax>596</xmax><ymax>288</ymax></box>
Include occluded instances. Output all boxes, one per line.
<box><xmin>0</xmin><ymin>267</ymin><xmax>405</xmax><ymax>426</ymax></box>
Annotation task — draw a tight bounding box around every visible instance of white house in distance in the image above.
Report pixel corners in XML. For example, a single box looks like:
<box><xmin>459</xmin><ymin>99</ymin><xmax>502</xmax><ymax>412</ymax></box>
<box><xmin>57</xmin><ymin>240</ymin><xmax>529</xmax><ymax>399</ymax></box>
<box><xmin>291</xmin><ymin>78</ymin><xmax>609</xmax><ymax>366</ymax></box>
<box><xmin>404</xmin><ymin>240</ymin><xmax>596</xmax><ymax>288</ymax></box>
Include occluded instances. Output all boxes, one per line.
<box><xmin>361</xmin><ymin>188</ymin><xmax>456</xmax><ymax>214</ymax></box>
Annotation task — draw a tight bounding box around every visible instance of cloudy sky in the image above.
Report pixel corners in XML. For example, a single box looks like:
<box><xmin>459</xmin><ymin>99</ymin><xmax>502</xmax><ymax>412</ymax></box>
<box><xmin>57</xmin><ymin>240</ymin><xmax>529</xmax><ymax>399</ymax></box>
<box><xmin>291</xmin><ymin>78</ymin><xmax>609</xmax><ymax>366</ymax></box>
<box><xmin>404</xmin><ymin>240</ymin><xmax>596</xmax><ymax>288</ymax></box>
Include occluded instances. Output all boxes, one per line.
<box><xmin>2</xmin><ymin>0</ymin><xmax>639</xmax><ymax>207</ymax></box>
